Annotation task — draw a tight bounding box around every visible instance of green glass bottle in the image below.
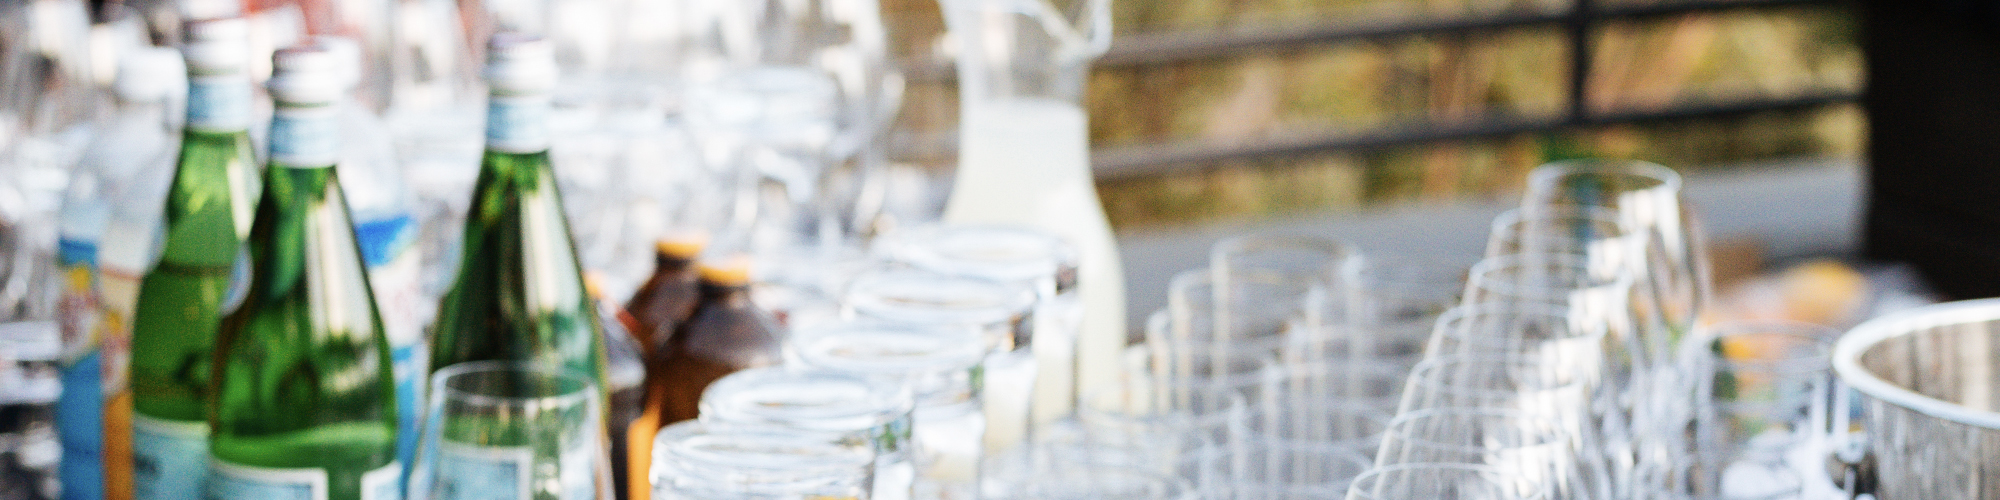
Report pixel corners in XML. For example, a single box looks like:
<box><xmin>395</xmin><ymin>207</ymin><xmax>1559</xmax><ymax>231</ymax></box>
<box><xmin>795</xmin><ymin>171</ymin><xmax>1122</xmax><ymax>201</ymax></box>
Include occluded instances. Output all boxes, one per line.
<box><xmin>204</xmin><ymin>45</ymin><xmax>401</xmax><ymax>500</ymax></box>
<box><xmin>429</xmin><ymin>33</ymin><xmax>605</xmax><ymax>388</ymax></box>
<box><xmin>127</xmin><ymin>16</ymin><xmax>259</xmax><ymax>500</ymax></box>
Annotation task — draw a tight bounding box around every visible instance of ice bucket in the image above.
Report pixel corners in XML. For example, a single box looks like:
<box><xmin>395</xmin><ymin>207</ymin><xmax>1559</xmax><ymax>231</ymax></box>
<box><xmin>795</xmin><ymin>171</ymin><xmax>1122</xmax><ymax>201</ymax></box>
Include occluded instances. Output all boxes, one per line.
<box><xmin>1835</xmin><ymin>298</ymin><xmax>2000</xmax><ymax>499</ymax></box>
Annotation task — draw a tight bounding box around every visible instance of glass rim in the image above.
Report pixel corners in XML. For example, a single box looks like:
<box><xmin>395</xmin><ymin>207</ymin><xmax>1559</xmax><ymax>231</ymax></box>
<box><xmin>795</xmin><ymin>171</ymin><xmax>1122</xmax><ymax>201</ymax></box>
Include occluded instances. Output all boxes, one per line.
<box><xmin>1169</xmin><ymin>267</ymin><xmax>1318</xmax><ymax>306</ymax></box>
<box><xmin>791</xmin><ymin>319</ymin><xmax>988</xmax><ymax>374</ymax></box>
<box><xmin>887</xmin><ymin>223</ymin><xmax>1076</xmax><ymax>284</ymax></box>
<box><xmin>1430</xmin><ymin>301</ymin><xmax>1604</xmax><ymax>349</ymax></box>
<box><xmin>1486</xmin><ymin>206</ymin><xmax>1635</xmax><ymax>252</ymax></box>
<box><xmin>651</xmin><ymin>420</ymin><xmax>875</xmax><ymax>477</ymax></box>
<box><xmin>698</xmin><ymin>366</ymin><xmax>914</xmax><ymax>429</ymax></box>
<box><xmin>845</xmin><ymin>266</ymin><xmax>1037</xmax><ymax>325</ymax></box>
<box><xmin>1524</xmin><ymin>158</ymin><xmax>1684</xmax><ymax>195</ymax></box>
<box><xmin>1210</xmin><ymin>233</ymin><xmax>1360</xmax><ymax>264</ymax></box>
<box><xmin>1466</xmin><ymin>252</ymin><xmax>1634</xmax><ymax>300</ymax></box>
<box><xmin>429</xmin><ymin>360</ymin><xmax>597</xmax><ymax>409</ymax></box>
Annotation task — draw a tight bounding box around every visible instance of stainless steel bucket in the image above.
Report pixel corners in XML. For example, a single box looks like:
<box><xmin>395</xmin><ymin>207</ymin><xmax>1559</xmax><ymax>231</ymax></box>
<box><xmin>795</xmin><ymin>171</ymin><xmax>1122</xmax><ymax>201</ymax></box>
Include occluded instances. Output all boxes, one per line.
<box><xmin>1836</xmin><ymin>298</ymin><xmax>2000</xmax><ymax>499</ymax></box>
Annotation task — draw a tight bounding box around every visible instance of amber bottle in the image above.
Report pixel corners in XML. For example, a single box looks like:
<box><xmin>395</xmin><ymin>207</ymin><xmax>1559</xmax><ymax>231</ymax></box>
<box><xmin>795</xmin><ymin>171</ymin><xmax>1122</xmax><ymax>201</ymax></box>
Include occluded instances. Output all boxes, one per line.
<box><xmin>624</xmin><ymin>237</ymin><xmax>704</xmax><ymax>349</ymax></box>
<box><xmin>626</xmin><ymin>254</ymin><xmax>782</xmax><ymax>499</ymax></box>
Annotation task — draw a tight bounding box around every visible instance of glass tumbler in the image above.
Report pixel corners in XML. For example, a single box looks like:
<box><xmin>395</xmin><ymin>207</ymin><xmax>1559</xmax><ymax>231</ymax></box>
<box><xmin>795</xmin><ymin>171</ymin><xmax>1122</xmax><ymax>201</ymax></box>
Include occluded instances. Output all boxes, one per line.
<box><xmin>843</xmin><ymin>267</ymin><xmax>1038</xmax><ymax>460</ymax></box>
<box><xmin>699</xmin><ymin>367</ymin><xmax>916</xmax><ymax>500</ymax></box>
<box><xmin>882</xmin><ymin>224</ymin><xmax>1082</xmax><ymax>427</ymax></box>
<box><xmin>651</xmin><ymin>421</ymin><xmax>877</xmax><ymax>500</ymax></box>
<box><xmin>409</xmin><ymin>362</ymin><xmax>608</xmax><ymax>500</ymax></box>
<box><xmin>791</xmin><ymin>320</ymin><xmax>989</xmax><ymax>500</ymax></box>
<box><xmin>1668</xmin><ymin>321</ymin><xmax>1836</xmax><ymax>500</ymax></box>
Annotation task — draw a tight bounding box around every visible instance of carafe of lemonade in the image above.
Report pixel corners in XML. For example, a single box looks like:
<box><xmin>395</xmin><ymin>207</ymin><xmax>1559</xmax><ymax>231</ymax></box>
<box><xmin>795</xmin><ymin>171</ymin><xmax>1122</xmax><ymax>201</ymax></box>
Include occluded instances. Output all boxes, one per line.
<box><xmin>938</xmin><ymin>0</ymin><xmax>1118</xmax><ymax>417</ymax></box>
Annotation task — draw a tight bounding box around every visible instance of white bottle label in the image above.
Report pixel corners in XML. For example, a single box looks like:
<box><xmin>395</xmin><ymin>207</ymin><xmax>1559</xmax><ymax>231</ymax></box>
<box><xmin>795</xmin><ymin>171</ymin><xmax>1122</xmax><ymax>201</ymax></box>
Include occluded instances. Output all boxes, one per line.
<box><xmin>362</xmin><ymin>461</ymin><xmax>404</xmax><ymax>500</ymax></box>
<box><xmin>434</xmin><ymin>441</ymin><xmax>593</xmax><ymax>500</ymax></box>
<box><xmin>207</xmin><ymin>460</ymin><xmax>328</xmax><ymax>500</ymax></box>
<box><xmin>558</xmin><ymin>440</ymin><xmax>594</xmax><ymax>500</ymax></box>
<box><xmin>132</xmin><ymin>414</ymin><xmax>211</xmax><ymax>500</ymax></box>
<box><xmin>205</xmin><ymin>460</ymin><xmax>399</xmax><ymax>500</ymax></box>
<box><xmin>270</xmin><ymin>105</ymin><xmax>341</xmax><ymax>167</ymax></box>
<box><xmin>435</xmin><ymin>443</ymin><xmax>533</xmax><ymax>500</ymax></box>
<box><xmin>187</xmin><ymin>75</ymin><xmax>252</xmax><ymax>132</ymax></box>
<box><xmin>485</xmin><ymin>94</ymin><xmax>550</xmax><ymax>154</ymax></box>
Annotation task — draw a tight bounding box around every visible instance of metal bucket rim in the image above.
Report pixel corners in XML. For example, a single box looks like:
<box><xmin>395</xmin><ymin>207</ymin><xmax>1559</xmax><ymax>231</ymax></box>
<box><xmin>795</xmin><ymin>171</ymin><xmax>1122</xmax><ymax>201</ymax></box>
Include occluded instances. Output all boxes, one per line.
<box><xmin>1835</xmin><ymin>297</ymin><xmax>2000</xmax><ymax>430</ymax></box>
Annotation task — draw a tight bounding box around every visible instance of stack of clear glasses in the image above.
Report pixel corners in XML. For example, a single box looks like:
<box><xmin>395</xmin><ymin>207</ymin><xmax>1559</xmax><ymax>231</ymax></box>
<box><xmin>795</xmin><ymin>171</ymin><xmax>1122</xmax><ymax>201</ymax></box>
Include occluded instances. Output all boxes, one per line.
<box><xmin>1347</xmin><ymin>160</ymin><xmax>1845</xmax><ymax>500</ymax></box>
<box><xmin>1052</xmin><ymin>230</ymin><xmax>1469</xmax><ymax>499</ymax></box>
<box><xmin>1348</xmin><ymin>159</ymin><xmax>1712</xmax><ymax>500</ymax></box>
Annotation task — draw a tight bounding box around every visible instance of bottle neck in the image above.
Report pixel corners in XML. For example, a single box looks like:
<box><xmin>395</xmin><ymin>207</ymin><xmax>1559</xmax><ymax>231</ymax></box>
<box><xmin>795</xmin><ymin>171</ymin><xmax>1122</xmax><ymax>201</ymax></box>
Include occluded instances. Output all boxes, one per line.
<box><xmin>247</xmin><ymin>167</ymin><xmax>355</xmax><ymax>288</ymax></box>
<box><xmin>268</xmin><ymin>100</ymin><xmax>342</xmax><ymax>168</ymax></box>
<box><xmin>485</xmin><ymin>90</ymin><xmax>551</xmax><ymax>154</ymax></box>
<box><xmin>185</xmin><ymin>70</ymin><xmax>253</xmax><ymax>134</ymax></box>
<box><xmin>655</xmin><ymin>251</ymin><xmax>696</xmax><ymax>272</ymax></box>
<box><xmin>697</xmin><ymin>279</ymin><xmax>750</xmax><ymax>304</ymax></box>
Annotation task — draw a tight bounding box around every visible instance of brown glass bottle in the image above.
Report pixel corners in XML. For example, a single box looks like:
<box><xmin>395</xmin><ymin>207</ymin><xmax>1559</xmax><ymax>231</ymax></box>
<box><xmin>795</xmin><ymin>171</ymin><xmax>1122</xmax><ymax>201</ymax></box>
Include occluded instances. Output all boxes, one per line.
<box><xmin>626</xmin><ymin>256</ymin><xmax>781</xmax><ymax>499</ymax></box>
<box><xmin>645</xmin><ymin>255</ymin><xmax>783</xmax><ymax>424</ymax></box>
<box><xmin>624</xmin><ymin>237</ymin><xmax>705</xmax><ymax>349</ymax></box>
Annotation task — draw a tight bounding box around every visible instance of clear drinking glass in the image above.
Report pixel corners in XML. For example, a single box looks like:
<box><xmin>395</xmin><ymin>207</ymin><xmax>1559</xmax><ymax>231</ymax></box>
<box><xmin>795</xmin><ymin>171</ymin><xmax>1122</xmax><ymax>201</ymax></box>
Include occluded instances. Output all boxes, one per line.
<box><xmin>699</xmin><ymin>367</ymin><xmax>917</xmax><ymax>500</ymax></box>
<box><xmin>1485</xmin><ymin>207</ymin><xmax>1634</xmax><ymax>263</ymax></box>
<box><xmin>1330</xmin><ymin>254</ymin><xmax>1468</xmax><ymax>367</ymax></box>
<box><xmin>1397</xmin><ymin>355</ymin><xmax>1591</xmax><ymax>424</ymax></box>
<box><xmin>1344</xmin><ymin>463</ymin><xmax>1548</xmax><ymax>500</ymax></box>
<box><xmin>679</xmin><ymin>0</ymin><xmax>899</xmax><ymax>270</ymax></box>
<box><xmin>1200</xmin><ymin>232</ymin><xmax>1360</xmax><ymax>334</ymax></box>
<box><xmin>1667</xmin><ymin>321</ymin><xmax>1836</xmax><ymax>500</ymax></box>
<box><xmin>1375</xmin><ymin>408</ymin><xmax>1587</xmax><ymax>500</ymax></box>
<box><xmin>843</xmin><ymin>266</ymin><xmax>1038</xmax><ymax>457</ymax></box>
<box><xmin>409</xmin><ymin>362</ymin><xmax>608</xmax><ymax>500</ymax></box>
<box><xmin>881</xmin><ymin>224</ymin><xmax>1082</xmax><ymax>426</ymax></box>
<box><xmin>1161</xmin><ymin>269</ymin><xmax>1290</xmax><ymax>377</ymax></box>
<box><xmin>1207</xmin><ymin>235</ymin><xmax>1359</xmax><ymax>346</ymax></box>
<box><xmin>1522</xmin><ymin>160</ymin><xmax>1708</xmax><ymax>345</ymax></box>
<box><xmin>650</xmin><ymin>421</ymin><xmax>877</xmax><ymax>500</ymax></box>
<box><xmin>1462</xmin><ymin>254</ymin><xmax>1637</xmax><ymax>385</ymax></box>
<box><xmin>1256</xmin><ymin>360</ymin><xmax>1408</xmax><ymax>415</ymax></box>
<box><xmin>1076</xmin><ymin>348</ymin><xmax>1250</xmax><ymax>490</ymax></box>
<box><xmin>790</xmin><ymin>320</ymin><xmax>989</xmax><ymax>500</ymax></box>
<box><xmin>1426</xmin><ymin>303</ymin><xmax>1606</xmax><ymax>380</ymax></box>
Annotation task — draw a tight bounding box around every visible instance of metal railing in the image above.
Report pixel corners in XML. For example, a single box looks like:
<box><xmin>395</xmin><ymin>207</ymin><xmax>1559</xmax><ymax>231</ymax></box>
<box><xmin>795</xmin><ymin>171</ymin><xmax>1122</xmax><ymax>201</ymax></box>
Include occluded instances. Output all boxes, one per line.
<box><xmin>1087</xmin><ymin>0</ymin><xmax>1855</xmax><ymax>181</ymax></box>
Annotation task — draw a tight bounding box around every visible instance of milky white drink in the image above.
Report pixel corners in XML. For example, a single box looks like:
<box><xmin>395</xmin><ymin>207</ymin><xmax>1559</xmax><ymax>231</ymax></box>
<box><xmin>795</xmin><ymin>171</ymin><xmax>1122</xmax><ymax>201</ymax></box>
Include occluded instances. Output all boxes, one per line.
<box><xmin>944</xmin><ymin>98</ymin><xmax>1126</xmax><ymax>414</ymax></box>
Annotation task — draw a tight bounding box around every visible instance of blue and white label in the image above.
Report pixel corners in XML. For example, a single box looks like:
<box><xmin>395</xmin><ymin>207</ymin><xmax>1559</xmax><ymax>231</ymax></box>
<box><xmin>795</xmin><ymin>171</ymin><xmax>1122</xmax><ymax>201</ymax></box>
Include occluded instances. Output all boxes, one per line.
<box><xmin>186</xmin><ymin>76</ymin><xmax>252</xmax><ymax>132</ymax></box>
<box><xmin>558</xmin><ymin>441</ymin><xmax>593</xmax><ymax>500</ymax></box>
<box><xmin>269</xmin><ymin>106</ymin><xmax>341</xmax><ymax>167</ymax></box>
<box><xmin>207</xmin><ymin>460</ymin><xmax>327</xmax><ymax>500</ymax></box>
<box><xmin>132</xmin><ymin>414</ymin><xmax>211</xmax><ymax>500</ymax></box>
<box><xmin>485</xmin><ymin>95</ymin><xmax>550</xmax><ymax>154</ymax></box>
<box><xmin>435</xmin><ymin>443</ymin><xmax>532</xmax><ymax>500</ymax></box>
<box><xmin>360</xmin><ymin>461</ymin><xmax>403</xmax><ymax>500</ymax></box>
<box><xmin>354</xmin><ymin>215</ymin><xmax>416</xmax><ymax>269</ymax></box>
